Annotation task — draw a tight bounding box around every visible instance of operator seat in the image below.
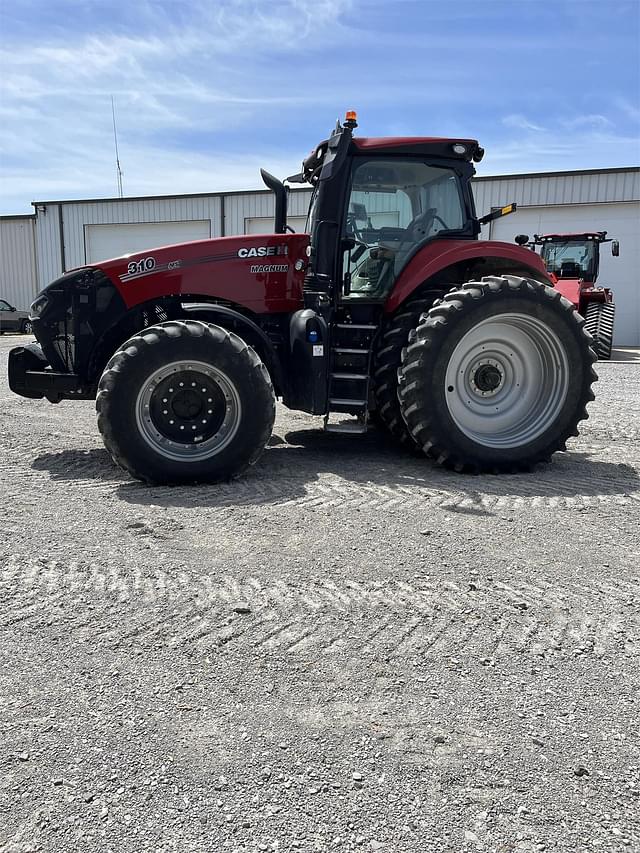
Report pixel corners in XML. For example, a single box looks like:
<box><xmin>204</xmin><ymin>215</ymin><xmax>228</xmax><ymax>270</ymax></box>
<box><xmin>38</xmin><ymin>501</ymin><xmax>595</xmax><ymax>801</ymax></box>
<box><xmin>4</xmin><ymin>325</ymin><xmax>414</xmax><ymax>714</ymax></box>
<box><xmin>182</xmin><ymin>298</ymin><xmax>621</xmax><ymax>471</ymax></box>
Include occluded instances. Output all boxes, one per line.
<box><xmin>389</xmin><ymin>209</ymin><xmax>437</xmax><ymax>277</ymax></box>
<box><xmin>560</xmin><ymin>261</ymin><xmax>581</xmax><ymax>278</ymax></box>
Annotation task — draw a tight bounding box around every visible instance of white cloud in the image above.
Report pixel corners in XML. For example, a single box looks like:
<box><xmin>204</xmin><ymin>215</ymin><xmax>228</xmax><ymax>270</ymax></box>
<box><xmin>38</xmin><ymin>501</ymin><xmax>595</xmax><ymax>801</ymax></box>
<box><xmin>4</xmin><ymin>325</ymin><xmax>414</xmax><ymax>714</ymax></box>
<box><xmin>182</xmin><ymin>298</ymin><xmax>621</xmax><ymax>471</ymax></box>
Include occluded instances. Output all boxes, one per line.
<box><xmin>479</xmin><ymin>128</ymin><xmax>640</xmax><ymax>175</ymax></box>
<box><xmin>561</xmin><ymin>114</ymin><xmax>613</xmax><ymax>130</ymax></box>
<box><xmin>615</xmin><ymin>96</ymin><xmax>640</xmax><ymax>123</ymax></box>
<box><xmin>502</xmin><ymin>114</ymin><xmax>545</xmax><ymax>133</ymax></box>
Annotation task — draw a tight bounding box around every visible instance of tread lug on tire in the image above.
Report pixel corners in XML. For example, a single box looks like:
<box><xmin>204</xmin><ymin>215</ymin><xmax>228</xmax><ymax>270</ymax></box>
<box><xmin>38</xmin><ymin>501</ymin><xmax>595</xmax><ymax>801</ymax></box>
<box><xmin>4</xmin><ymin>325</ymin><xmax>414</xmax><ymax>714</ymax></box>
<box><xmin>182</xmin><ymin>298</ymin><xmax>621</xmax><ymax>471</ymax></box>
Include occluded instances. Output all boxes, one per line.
<box><xmin>96</xmin><ymin>320</ymin><xmax>275</xmax><ymax>484</ymax></box>
<box><xmin>584</xmin><ymin>301</ymin><xmax>615</xmax><ymax>360</ymax></box>
<box><xmin>371</xmin><ymin>291</ymin><xmax>442</xmax><ymax>446</ymax></box>
<box><xmin>397</xmin><ymin>275</ymin><xmax>597</xmax><ymax>473</ymax></box>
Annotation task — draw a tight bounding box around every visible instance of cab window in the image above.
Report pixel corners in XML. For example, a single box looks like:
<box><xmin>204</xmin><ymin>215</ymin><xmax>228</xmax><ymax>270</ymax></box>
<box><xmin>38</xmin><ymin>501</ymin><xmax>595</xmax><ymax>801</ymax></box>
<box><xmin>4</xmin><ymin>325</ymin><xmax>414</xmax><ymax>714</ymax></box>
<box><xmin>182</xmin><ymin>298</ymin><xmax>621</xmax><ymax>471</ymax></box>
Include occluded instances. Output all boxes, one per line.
<box><xmin>343</xmin><ymin>159</ymin><xmax>466</xmax><ymax>298</ymax></box>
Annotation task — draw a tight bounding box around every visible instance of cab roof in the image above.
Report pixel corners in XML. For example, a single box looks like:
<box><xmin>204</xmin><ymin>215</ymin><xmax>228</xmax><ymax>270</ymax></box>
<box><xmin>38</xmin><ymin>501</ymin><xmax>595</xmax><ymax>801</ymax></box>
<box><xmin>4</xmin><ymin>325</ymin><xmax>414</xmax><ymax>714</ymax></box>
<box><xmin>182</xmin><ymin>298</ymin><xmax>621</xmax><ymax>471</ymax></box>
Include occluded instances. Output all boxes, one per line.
<box><xmin>538</xmin><ymin>232</ymin><xmax>608</xmax><ymax>242</ymax></box>
<box><xmin>352</xmin><ymin>136</ymin><xmax>483</xmax><ymax>162</ymax></box>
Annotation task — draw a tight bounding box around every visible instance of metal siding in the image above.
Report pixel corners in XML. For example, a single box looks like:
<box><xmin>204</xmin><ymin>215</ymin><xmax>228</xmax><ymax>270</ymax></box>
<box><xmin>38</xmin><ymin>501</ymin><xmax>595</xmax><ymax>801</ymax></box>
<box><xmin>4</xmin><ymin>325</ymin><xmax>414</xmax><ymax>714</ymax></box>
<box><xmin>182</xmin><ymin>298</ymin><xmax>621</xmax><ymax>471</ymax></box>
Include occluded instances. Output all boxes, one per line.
<box><xmin>0</xmin><ymin>218</ymin><xmax>38</xmax><ymax>310</ymax></box>
<box><xmin>471</xmin><ymin>169</ymin><xmax>639</xmax><ymax>213</ymax></box>
<box><xmin>34</xmin><ymin>204</ymin><xmax>63</xmax><ymax>289</ymax></box>
<box><xmin>224</xmin><ymin>190</ymin><xmax>312</xmax><ymax>235</ymax></box>
<box><xmin>62</xmin><ymin>196</ymin><xmax>222</xmax><ymax>270</ymax></box>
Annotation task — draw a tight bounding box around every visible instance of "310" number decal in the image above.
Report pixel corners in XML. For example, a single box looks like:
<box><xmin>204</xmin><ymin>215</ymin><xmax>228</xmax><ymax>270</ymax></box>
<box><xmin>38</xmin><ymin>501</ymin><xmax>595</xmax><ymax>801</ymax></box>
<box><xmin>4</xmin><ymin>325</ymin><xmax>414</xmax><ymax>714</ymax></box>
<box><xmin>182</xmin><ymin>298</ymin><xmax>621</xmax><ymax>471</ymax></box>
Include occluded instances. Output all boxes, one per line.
<box><xmin>127</xmin><ymin>256</ymin><xmax>156</xmax><ymax>275</ymax></box>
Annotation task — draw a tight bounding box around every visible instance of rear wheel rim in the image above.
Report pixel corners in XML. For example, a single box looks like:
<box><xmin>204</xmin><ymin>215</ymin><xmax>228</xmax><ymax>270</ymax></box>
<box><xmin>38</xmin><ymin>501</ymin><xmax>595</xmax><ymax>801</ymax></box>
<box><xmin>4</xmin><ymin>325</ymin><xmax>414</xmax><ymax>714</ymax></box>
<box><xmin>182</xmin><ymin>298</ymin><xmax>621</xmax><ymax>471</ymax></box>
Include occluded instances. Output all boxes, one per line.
<box><xmin>24</xmin><ymin>321</ymin><xmax>33</xmax><ymax>333</ymax></box>
<box><xmin>444</xmin><ymin>312</ymin><xmax>569</xmax><ymax>449</ymax></box>
<box><xmin>135</xmin><ymin>360</ymin><xmax>241</xmax><ymax>462</ymax></box>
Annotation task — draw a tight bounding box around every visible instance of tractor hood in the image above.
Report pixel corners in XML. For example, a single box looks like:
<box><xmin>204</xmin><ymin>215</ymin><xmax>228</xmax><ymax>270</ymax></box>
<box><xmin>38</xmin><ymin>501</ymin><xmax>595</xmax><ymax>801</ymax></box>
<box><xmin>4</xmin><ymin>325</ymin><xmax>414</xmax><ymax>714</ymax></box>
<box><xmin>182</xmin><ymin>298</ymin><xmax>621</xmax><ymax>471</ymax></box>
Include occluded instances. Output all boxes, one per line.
<box><xmin>90</xmin><ymin>232</ymin><xmax>310</xmax><ymax>314</ymax></box>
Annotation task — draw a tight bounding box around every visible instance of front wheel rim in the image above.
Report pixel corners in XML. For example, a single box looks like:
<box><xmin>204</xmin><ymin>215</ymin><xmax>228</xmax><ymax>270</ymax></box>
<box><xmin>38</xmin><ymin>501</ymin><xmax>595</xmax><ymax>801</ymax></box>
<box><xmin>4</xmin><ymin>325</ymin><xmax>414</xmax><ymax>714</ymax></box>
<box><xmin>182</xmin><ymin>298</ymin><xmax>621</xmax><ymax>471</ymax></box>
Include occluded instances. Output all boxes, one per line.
<box><xmin>444</xmin><ymin>313</ymin><xmax>570</xmax><ymax>449</ymax></box>
<box><xmin>135</xmin><ymin>360</ymin><xmax>242</xmax><ymax>462</ymax></box>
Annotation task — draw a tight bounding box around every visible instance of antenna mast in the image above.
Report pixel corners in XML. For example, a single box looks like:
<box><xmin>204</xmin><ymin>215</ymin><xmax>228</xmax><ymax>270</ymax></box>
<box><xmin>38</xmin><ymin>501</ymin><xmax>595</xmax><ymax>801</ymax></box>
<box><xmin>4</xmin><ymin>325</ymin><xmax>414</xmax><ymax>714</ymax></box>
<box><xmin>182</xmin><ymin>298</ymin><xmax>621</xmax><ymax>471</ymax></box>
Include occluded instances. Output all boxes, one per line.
<box><xmin>111</xmin><ymin>96</ymin><xmax>124</xmax><ymax>198</ymax></box>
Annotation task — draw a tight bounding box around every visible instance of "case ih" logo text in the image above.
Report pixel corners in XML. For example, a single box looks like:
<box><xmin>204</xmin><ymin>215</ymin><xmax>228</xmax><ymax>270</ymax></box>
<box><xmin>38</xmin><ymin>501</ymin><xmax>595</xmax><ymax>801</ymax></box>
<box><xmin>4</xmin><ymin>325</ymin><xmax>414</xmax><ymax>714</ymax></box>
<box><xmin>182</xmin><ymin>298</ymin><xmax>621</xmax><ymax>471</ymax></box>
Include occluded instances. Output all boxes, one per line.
<box><xmin>237</xmin><ymin>245</ymin><xmax>288</xmax><ymax>259</ymax></box>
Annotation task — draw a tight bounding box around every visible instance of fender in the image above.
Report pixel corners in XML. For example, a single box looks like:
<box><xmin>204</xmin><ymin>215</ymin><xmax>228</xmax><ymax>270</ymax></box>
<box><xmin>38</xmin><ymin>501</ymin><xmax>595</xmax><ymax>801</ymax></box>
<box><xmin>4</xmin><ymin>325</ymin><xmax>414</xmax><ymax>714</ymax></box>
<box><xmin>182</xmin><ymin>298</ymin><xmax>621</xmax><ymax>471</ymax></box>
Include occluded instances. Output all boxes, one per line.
<box><xmin>181</xmin><ymin>302</ymin><xmax>286</xmax><ymax>395</ymax></box>
<box><xmin>386</xmin><ymin>239</ymin><xmax>553</xmax><ymax>313</ymax></box>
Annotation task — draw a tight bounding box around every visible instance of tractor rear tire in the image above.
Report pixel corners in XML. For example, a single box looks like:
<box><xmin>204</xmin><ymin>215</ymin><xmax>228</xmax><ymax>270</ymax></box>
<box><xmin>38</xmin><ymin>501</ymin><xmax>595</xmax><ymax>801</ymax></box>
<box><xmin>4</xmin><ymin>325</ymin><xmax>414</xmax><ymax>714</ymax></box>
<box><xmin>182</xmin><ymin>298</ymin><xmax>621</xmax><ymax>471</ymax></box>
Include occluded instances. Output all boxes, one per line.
<box><xmin>584</xmin><ymin>302</ymin><xmax>615</xmax><ymax>360</ymax></box>
<box><xmin>96</xmin><ymin>320</ymin><xmax>275</xmax><ymax>484</ymax></box>
<box><xmin>372</xmin><ymin>292</ymin><xmax>441</xmax><ymax>446</ymax></box>
<box><xmin>398</xmin><ymin>276</ymin><xmax>597</xmax><ymax>473</ymax></box>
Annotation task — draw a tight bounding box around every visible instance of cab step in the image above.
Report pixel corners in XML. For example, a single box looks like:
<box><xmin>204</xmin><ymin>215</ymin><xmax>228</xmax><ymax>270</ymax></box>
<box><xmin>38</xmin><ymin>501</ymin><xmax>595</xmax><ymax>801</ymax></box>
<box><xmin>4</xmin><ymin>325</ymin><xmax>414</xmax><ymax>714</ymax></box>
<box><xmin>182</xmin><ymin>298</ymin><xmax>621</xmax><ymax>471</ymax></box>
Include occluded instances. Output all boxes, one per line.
<box><xmin>334</xmin><ymin>323</ymin><xmax>378</xmax><ymax>330</ymax></box>
<box><xmin>324</xmin><ymin>420</ymin><xmax>368</xmax><ymax>434</ymax></box>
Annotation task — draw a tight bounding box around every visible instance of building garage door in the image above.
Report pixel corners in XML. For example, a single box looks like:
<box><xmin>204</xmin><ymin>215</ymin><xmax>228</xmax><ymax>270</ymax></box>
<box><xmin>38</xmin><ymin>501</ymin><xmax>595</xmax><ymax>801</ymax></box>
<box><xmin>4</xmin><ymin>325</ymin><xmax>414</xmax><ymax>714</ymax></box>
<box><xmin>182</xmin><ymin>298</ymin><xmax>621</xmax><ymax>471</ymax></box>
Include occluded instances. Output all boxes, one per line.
<box><xmin>488</xmin><ymin>202</ymin><xmax>640</xmax><ymax>346</ymax></box>
<box><xmin>244</xmin><ymin>216</ymin><xmax>307</xmax><ymax>235</ymax></box>
<box><xmin>85</xmin><ymin>220</ymin><xmax>211</xmax><ymax>264</ymax></box>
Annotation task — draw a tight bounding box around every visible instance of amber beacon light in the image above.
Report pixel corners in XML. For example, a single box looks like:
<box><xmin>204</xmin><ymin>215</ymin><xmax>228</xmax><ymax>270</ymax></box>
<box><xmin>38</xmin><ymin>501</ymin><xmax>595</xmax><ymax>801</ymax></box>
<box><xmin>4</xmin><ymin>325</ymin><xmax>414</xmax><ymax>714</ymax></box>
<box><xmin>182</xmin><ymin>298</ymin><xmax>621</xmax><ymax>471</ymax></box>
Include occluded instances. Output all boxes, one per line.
<box><xmin>344</xmin><ymin>110</ymin><xmax>358</xmax><ymax>129</ymax></box>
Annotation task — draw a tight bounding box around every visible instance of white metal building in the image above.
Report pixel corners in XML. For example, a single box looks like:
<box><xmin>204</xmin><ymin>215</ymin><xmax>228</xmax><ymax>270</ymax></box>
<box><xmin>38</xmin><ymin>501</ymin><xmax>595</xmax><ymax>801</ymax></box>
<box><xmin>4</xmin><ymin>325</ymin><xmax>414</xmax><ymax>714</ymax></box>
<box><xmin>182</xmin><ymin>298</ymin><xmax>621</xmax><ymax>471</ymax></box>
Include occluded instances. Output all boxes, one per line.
<box><xmin>0</xmin><ymin>214</ymin><xmax>38</xmax><ymax>313</ymax></box>
<box><xmin>1</xmin><ymin>166</ymin><xmax>638</xmax><ymax>343</ymax></box>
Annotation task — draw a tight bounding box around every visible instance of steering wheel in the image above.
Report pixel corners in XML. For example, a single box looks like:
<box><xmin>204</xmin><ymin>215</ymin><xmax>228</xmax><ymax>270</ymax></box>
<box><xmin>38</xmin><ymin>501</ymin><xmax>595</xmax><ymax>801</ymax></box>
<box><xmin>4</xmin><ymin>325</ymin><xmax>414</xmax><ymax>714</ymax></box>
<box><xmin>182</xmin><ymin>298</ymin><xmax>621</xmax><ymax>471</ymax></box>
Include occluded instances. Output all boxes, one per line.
<box><xmin>346</xmin><ymin>213</ymin><xmax>366</xmax><ymax>244</ymax></box>
<box><xmin>408</xmin><ymin>208</ymin><xmax>449</xmax><ymax>241</ymax></box>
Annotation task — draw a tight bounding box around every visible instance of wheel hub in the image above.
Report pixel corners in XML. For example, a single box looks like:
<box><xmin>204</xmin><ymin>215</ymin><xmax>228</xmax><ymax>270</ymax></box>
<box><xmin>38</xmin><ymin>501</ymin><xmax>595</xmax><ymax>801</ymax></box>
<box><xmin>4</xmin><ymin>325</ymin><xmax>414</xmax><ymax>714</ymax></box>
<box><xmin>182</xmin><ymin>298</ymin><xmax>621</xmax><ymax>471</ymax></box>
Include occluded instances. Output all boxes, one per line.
<box><xmin>136</xmin><ymin>361</ymin><xmax>241</xmax><ymax>461</ymax></box>
<box><xmin>170</xmin><ymin>388</ymin><xmax>205</xmax><ymax>420</ymax></box>
<box><xmin>469</xmin><ymin>359</ymin><xmax>504</xmax><ymax>397</ymax></box>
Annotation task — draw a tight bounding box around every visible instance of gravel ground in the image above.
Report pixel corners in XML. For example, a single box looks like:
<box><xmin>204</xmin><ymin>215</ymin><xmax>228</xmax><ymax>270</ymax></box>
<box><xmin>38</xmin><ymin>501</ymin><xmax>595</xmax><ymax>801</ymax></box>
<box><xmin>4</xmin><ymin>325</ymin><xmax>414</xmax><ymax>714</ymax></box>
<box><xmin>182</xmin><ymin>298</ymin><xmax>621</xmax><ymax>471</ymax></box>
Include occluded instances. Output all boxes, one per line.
<box><xmin>0</xmin><ymin>333</ymin><xmax>638</xmax><ymax>853</ymax></box>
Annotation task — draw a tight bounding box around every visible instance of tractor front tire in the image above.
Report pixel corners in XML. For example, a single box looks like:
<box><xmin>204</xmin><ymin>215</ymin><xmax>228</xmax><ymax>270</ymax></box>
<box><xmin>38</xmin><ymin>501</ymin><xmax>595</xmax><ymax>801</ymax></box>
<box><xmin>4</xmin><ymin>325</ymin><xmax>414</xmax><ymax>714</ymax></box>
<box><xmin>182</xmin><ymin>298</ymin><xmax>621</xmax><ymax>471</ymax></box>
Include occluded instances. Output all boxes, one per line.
<box><xmin>398</xmin><ymin>276</ymin><xmax>597</xmax><ymax>473</ymax></box>
<box><xmin>584</xmin><ymin>301</ymin><xmax>615</xmax><ymax>360</ymax></box>
<box><xmin>96</xmin><ymin>320</ymin><xmax>275</xmax><ymax>484</ymax></box>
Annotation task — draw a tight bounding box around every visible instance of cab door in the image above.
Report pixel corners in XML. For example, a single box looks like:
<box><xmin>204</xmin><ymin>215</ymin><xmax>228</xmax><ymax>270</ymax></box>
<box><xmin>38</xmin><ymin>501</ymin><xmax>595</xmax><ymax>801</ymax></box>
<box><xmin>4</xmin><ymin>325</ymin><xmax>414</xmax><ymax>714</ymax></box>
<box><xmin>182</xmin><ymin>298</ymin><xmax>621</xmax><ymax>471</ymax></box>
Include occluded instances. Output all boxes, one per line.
<box><xmin>341</xmin><ymin>158</ymin><xmax>467</xmax><ymax>301</ymax></box>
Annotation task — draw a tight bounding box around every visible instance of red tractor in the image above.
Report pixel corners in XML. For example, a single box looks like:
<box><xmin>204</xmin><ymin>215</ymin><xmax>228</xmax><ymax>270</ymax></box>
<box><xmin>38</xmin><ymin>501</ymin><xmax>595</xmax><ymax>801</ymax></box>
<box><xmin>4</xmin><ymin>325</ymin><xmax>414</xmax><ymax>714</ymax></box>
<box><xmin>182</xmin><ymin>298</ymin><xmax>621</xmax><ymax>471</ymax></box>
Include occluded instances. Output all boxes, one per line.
<box><xmin>9</xmin><ymin>112</ymin><xmax>597</xmax><ymax>484</ymax></box>
<box><xmin>518</xmin><ymin>232</ymin><xmax>619</xmax><ymax>359</ymax></box>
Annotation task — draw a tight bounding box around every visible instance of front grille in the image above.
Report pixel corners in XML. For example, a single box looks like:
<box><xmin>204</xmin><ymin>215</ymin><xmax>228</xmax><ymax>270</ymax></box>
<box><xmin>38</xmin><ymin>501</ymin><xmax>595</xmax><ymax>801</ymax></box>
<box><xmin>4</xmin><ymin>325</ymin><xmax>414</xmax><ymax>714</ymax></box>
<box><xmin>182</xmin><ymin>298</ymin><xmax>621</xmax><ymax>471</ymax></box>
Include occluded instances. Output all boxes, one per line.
<box><xmin>50</xmin><ymin>319</ymin><xmax>75</xmax><ymax>371</ymax></box>
<box><xmin>34</xmin><ymin>294</ymin><xmax>75</xmax><ymax>373</ymax></box>
<box><xmin>32</xmin><ymin>266</ymin><xmax>127</xmax><ymax>381</ymax></box>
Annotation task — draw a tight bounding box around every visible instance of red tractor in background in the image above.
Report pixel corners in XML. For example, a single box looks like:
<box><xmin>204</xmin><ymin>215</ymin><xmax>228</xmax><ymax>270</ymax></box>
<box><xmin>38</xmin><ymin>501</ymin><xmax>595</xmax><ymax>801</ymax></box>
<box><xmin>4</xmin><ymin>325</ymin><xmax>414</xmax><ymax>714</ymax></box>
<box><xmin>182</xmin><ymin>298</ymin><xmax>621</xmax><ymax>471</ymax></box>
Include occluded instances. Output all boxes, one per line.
<box><xmin>516</xmin><ymin>231</ymin><xmax>619</xmax><ymax>359</ymax></box>
<box><xmin>8</xmin><ymin>112</ymin><xmax>597</xmax><ymax>484</ymax></box>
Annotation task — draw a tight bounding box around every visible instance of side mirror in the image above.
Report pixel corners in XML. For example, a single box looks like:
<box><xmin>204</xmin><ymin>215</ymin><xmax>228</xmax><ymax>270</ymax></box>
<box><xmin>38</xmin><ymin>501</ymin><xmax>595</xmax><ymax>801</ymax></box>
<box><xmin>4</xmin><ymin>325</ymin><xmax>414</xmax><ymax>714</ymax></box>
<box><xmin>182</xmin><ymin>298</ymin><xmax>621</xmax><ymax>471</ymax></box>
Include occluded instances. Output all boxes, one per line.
<box><xmin>612</xmin><ymin>240</ymin><xmax>620</xmax><ymax>257</ymax></box>
<box><xmin>515</xmin><ymin>234</ymin><xmax>529</xmax><ymax>246</ymax></box>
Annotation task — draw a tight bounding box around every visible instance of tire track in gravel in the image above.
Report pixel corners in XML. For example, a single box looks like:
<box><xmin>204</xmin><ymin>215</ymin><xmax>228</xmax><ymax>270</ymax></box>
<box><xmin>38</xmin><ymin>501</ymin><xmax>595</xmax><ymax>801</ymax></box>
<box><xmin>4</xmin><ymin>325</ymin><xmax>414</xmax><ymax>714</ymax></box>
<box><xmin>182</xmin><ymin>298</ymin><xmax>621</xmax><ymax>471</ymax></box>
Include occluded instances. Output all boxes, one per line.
<box><xmin>6</xmin><ymin>448</ymin><xmax>640</xmax><ymax>513</ymax></box>
<box><xmin>2</xmin><ymin>558</ymin><xmax>637</xmax><ymax>660</ymax></box>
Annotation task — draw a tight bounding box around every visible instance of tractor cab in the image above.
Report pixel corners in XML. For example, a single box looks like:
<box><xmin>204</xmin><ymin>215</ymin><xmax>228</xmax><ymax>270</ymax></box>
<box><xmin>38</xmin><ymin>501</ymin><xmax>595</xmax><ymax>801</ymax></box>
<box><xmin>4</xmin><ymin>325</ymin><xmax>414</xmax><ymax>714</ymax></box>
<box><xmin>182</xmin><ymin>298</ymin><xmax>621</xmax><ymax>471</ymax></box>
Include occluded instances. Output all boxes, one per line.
<box><xmin>533</xmin><ymin>232</ymin><xmax>619</xmax><ymax>285</ymax></box>
<box><xmin>284</xmin><ymin>112</ymin><xmax>487</xmax><ymax>314</ymax></box>
<box><xmin>523</xmin><ymin>232</ymin><xmax>619</xmax><ymax>359</ymax></box>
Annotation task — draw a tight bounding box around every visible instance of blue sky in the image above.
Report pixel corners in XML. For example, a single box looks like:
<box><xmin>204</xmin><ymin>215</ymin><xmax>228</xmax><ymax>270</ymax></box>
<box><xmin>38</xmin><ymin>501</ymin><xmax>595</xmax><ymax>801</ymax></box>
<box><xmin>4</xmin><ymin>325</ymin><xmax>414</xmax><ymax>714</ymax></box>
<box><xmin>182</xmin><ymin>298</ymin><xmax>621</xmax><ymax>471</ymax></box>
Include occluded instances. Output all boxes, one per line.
<box><xmin>1</xmin><ymin>0</ymin><xmax>639</xmax><ymax>213</ymax></box>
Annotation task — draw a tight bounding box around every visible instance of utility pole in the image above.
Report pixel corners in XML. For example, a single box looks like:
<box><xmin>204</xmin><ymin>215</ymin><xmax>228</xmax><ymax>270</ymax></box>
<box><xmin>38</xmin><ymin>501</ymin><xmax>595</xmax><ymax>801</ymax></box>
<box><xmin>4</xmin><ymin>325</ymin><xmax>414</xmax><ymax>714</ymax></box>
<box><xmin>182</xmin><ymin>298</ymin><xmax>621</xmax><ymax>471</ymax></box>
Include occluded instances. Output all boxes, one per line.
<box><xmin>111</xmin><ymin>96</ymin><xmax>124</xmax><ymax>198</ymax></box>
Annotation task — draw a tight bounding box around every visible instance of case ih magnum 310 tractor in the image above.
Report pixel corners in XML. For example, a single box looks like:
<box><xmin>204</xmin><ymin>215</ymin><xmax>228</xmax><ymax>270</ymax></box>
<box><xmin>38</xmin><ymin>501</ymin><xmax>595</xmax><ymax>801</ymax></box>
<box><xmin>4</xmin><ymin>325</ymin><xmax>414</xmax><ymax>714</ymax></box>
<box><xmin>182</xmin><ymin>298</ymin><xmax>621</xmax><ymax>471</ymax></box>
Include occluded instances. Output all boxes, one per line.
<box><xmin>9</xmin><ymin>113</ymin><xmax>597</xmax><ymax>484</ymax></box>
<box><xmin>522</xmin><ymin>232</ymin><xmax>619</xmax><ymax>360</ymax></box>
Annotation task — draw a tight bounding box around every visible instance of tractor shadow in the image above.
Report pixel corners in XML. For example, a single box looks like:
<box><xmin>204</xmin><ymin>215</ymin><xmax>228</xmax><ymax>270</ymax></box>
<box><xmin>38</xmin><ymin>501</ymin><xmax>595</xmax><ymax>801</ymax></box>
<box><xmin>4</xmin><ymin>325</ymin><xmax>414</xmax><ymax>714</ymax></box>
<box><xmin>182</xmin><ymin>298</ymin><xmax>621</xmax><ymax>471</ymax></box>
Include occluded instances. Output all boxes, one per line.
<box><xmin>31</xmin><ymin>427</ymin><xmax>640</xmax><ymax>509</ymax></box>
<box><xmin>115</xmin><ymin>425</ymin><xmax>639</xmax><ymax>509</ymax></box>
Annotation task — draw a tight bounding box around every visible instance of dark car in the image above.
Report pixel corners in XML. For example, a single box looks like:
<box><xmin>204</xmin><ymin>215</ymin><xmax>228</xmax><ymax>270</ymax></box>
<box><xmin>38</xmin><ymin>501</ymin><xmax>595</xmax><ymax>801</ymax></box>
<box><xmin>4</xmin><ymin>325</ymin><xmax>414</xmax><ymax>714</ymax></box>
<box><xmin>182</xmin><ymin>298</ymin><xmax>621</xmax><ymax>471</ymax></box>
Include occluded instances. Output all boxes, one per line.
<box><xmin>0</xmin><ymin>299</ymin><xmax>32</xmax><ymax>334</ymax></box>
